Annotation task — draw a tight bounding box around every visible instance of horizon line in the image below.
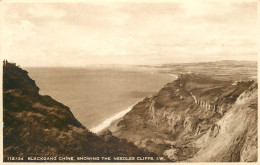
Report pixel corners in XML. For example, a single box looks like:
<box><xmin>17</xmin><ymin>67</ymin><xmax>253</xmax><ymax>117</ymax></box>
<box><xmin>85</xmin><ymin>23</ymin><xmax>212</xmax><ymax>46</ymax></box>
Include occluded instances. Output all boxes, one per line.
<box><xmin>24</xmin><ymin>59</ymin><xmax>257</xmax><ymax>68</ymax></box>
<box><xmin>3</xmin><ymin>59</ymin><xmax>257</xmax><ymax>68</ymax></box>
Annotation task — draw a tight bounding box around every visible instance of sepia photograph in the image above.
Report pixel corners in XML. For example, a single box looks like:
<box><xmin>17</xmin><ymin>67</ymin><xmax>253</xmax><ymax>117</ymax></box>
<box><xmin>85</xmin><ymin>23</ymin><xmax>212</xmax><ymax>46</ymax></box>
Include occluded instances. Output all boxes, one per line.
<box><xmin>1</xmin><ymin>0</ymin><xmax>258</xmax><ymax>163</ymax></box>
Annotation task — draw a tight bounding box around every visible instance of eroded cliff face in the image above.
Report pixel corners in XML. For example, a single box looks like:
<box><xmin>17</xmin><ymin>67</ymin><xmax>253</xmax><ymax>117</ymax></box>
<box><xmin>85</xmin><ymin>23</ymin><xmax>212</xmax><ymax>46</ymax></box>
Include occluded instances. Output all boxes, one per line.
<box><xmin>108</xmin><ymin>73</ymin><xmax>257</xmax><ymax>162</ymax></box>
<box><xmin>3</xmin><ymin>62</ymin><xmax>157</xmax><ymax>162</ymax></box>
<box><xmin>188</xmin><ymin>83</ymin><xmax>257</xmax><ymax>162</ymax></box>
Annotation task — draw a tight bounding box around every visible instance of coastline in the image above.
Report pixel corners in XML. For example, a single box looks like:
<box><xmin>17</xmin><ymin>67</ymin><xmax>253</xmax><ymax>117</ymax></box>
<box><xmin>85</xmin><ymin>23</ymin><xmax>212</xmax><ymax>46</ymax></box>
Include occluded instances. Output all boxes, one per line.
<box><xmin>90</xmin><ymin>73</ymin><xmax>178</xmax><ymax>134</ymax></box>
<box><xmin>169</xmin><ymin>74</ymin><xmax>178</xmax><ymax>78</ymax></box>
<box><xmin>90</xmin><ymin>104</ymin><xmax>135</xmax><ymax>133</ymax></box>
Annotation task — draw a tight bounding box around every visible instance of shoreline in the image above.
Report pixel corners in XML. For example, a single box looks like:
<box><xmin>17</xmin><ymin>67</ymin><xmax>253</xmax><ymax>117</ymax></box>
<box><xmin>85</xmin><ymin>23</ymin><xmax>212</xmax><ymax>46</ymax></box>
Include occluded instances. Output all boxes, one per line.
<box><xmin>90</xmin><ymin>74</ymin><xmax>178</xmax><ymax>134</ymax></box>
<box><xmin>90</xmin><ymin>104</ymin><xmax>136</xmax><ymax>133</ymax></box>
<box><xmin>169</xmin><ymin>74</ymin><xmax>178</xmax><ymax>79</ymax></box>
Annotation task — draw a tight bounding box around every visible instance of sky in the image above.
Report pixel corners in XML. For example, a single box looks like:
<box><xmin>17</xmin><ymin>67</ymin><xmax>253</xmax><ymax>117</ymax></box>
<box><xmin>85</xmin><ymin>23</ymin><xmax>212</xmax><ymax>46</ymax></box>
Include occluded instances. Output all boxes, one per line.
<box><xmin>1</xmin><ymin>0</ymin><xmax>258</xmax><ymax>67</ymax></box>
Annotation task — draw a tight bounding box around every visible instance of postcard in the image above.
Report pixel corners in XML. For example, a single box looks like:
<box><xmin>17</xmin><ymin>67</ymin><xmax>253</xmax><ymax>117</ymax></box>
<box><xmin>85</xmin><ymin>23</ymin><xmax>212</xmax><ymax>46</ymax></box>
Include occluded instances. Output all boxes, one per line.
<box><xmin>1</xmin><ymin>0</ymin><xmax>258</xmax><ymax>164</ymax></box>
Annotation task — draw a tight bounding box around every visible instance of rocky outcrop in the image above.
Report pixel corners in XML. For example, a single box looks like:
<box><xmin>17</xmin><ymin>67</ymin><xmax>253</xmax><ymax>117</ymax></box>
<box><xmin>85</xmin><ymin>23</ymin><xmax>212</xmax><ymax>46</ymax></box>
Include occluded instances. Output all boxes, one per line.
<box><xmin>108</xmin><ymin>73</ymin><xmax>257</xmax><ymax>162</ymax></box>
<box><xmin>3</xmin><ymin>61</ymin><xmax>39</xmax><ymax>95</ymax></box>
<box><xmin>188</xmin><ymin>83</ymin><xmax>257</xmax><ymax>162</ymax></box>
<box><xmin>3</xmin><ymin>61</ymin><xmax>157</xmax><ymax>162</ymax></box>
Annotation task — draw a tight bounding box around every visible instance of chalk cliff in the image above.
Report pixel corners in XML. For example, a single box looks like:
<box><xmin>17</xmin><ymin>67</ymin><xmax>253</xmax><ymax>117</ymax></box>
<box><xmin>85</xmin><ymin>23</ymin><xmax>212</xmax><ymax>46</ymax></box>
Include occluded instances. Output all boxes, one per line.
<box><xmin>108</xmin><ymin>73</ymin><xmax>257</xmax><ymax>162</ymax></box>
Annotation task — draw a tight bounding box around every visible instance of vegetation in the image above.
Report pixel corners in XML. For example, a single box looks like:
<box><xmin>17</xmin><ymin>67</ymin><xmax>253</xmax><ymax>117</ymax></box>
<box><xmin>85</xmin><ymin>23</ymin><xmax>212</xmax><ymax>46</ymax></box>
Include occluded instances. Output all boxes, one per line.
<box><xmin>3</xmin><ymin>60</ymin><xmax>158</xmax><ymax>162</ymax></box>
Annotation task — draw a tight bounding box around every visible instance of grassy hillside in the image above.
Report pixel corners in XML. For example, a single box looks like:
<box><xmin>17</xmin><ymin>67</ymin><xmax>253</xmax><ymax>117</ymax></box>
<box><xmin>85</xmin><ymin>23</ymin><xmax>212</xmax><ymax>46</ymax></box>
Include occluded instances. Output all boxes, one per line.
<box><xmin>3</xmin><ymin>61</ymin><xmax>158</xmax><ymax>162</ymax></box>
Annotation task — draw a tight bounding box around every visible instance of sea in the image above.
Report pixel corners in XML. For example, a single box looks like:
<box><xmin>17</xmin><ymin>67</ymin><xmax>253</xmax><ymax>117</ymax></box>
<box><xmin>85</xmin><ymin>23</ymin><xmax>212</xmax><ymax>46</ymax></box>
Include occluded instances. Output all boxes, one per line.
<box><xmin>26</xmin><ymin>66</ymin><xmax>175</xmax><ymax>132</ymax></box>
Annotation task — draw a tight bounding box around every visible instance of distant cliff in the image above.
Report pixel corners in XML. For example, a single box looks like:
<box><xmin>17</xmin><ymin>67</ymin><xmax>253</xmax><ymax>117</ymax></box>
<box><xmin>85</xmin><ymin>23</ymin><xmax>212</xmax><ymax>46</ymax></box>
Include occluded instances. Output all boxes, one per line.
<box><xmin>108</xmin><ymin>73</ymin><xmax>257</xmax><ymax>162</ymax></box>
<box><xmin>3</xmin><ymin>61</ymin><xmax>157</xmax><ymax>162</ymax></box>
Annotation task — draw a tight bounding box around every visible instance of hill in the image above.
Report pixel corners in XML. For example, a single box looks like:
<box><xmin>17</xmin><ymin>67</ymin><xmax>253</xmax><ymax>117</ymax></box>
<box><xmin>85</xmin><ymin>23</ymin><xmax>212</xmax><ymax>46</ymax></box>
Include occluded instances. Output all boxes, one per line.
<box><xmin>3</xmin><ymin>61</ymin><xmax>158</xmax><ymax>162</ymax></box>
<box><xmin>108</xmin><ymin>72</ymin><xmax>257</xmax><ymax>162</ymax></box>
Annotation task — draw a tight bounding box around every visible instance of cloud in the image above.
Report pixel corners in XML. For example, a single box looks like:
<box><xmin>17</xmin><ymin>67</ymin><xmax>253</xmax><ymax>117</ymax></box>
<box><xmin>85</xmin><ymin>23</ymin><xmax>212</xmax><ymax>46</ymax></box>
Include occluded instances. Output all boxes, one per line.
<box><xmin>3</xmin><ymin>19</ymin><xmax>36</xmax><ymax>49</ymax></box>
<box><xmin>180</xmin><ymin>1</ymin><xmax>214</xmax><ymax>17</ymax></box>
<box><xmin>27</xmin><ymin>4</ymin><xmax>66</xmax><ymax>19</ymax></box>
<box><xmin>2</xmin><ymin>2</ymin><xmax>257</xmax><ymax>66</ymax></box>
<box><xmin>20</xmin><ymin>20</ymin><xmax>35</xmax><ymax>29</ymax></box>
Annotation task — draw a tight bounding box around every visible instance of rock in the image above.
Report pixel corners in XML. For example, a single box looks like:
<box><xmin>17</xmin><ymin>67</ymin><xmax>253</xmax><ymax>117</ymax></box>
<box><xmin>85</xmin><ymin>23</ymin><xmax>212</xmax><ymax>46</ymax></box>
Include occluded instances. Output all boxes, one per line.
<box><xmin>109</xmin><ymin>73</ymin><xmax>257</xmax><ymax>162</ymax></box>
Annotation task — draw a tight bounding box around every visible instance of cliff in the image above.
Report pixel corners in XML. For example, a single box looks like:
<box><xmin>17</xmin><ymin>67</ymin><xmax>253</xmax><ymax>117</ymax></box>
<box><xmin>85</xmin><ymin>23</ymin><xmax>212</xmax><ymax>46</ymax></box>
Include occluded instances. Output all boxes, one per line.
<box><xmin>108</xmin><ymin>73</ymin><xmax>257</xmax><ymax>162</ymax></box>
<box><xmin>3</xmin><ymin>61</ymin><xmax>157</xmax><ymax>162</ymax></box>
